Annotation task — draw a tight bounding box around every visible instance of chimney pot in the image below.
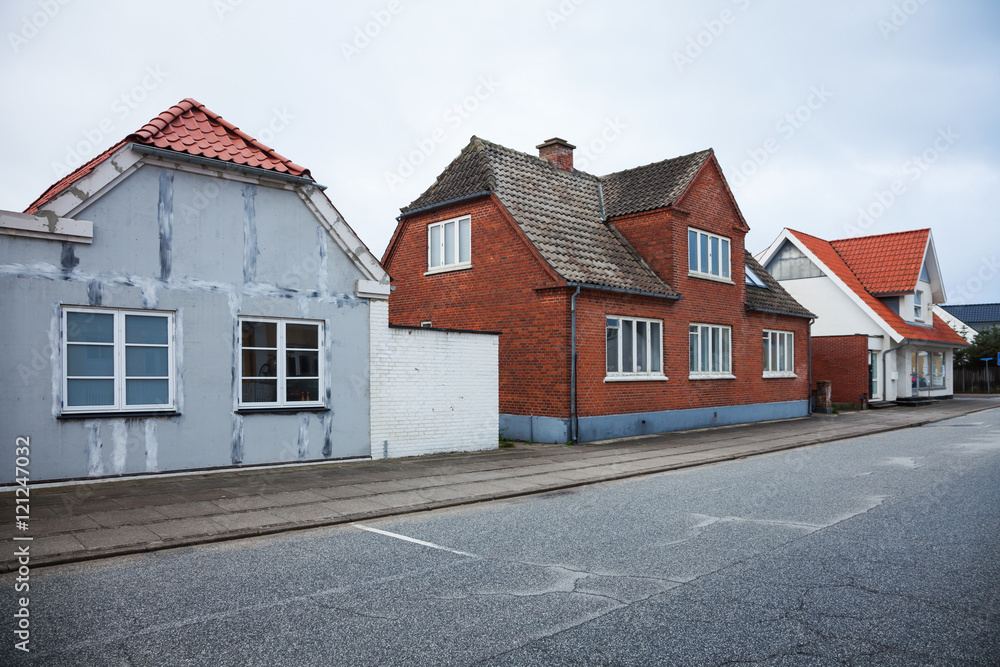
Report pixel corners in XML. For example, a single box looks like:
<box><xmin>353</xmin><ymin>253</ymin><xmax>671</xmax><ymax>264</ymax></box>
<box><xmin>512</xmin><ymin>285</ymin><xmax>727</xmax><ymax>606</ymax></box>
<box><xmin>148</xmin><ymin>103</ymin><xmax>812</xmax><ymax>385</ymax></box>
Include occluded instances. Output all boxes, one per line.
<box><xmin>537</xmin><ymin>137</ymin><xmax>576</xmax><ymax>171</ymax></box>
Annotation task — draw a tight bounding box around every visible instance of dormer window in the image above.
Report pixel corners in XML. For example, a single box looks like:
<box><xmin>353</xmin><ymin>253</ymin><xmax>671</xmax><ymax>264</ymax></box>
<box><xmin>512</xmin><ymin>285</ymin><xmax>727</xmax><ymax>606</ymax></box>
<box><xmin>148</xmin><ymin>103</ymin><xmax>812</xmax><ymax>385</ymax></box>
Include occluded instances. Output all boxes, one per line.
<box><xmin>914</xmin><ymin>290</ymin><xmax>923</xmax><ymax>321</ymax></box>
<box><xmin>688</xmin><ymin>228</ymin><xmax>731</xmax><ymax>281</ymax></box>
<box><xmin>427</xmin><ymin>216</ymin><xmax>471</xmax><ymax>274</ymax></box>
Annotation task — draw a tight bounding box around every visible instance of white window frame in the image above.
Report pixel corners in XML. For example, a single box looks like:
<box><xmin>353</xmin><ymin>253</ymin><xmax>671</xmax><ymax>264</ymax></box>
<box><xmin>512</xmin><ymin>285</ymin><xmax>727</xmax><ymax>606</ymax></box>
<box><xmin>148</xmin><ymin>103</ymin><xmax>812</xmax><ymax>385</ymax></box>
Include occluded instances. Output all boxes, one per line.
<box><xmin>426</xmin><ymin>215</ymin><xmax>472</xmax><ymax>274</ymax></box>
<box><xmin>762</xmin><ymin>329</ymin><xmax>796</xmax><ymax>378</ymax></box>
<box><xmin>688</xmin><ymin>227</ymin><xmax>732</xmax><ymax>282</ymax></box>
<box><xmin>605</xmin><ymin>316</ymin><xmax>667</xmax><ymax>381</ymax></box>
<box><xmin>689</xmin><ymin>323</ymin><xmax>734</xmax><ymax>379</ymax></box>
<box><xmin>62</xmin><ymin>306</ymin><xmax>176</xmax><ymax>414</ymax></box>
<box><xmin>238</xmin><ymin>317</ymin><xmax>325</xmax><ymax>409</ymax></box>
<box><xmin>914</xmin><ymin>290</ymin><xmax>924</xmax><ymax>322</ymax></box>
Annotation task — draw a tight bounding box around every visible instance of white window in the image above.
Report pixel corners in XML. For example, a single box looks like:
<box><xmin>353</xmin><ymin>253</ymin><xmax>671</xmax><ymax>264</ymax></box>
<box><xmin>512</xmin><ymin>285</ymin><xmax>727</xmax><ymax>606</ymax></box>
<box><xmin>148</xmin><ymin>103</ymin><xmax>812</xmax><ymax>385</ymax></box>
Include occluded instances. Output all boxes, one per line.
<box><xmin>62</xmin><ymin>307</ymin><xmax>175</xmax><ymax>413</ymax></box>
<box><xmin>762</xmin><ymin>330</ymin><xmax>795</xmax><ymax>377</ymax></box>
<box><xmin>688</xmin><ymin>228</ymin><xmax>731</xmax><ymax>280</ymax></box>
<box><xmin>239</xmin><ymin>318</ymin><xmax>323</xmax><ymax>408</ymax></box>
<box><xmin>689</xmin><ymin>324</ymin><xmax>732</xmax><ymax>378</ymax></box>
<box><xmin>606</xmin><ymin>316</ymin><xmax>664</xmax><ymax>379</ymax></box>
<box><xmin>427</xmin><ymin>215</ymin><xmax>471</xmax><ymax>272</ymax></box>
<box><xmin>914</xmin><ymin>290</ymin><xmax>924</xmax><ymax>321</ymax></box>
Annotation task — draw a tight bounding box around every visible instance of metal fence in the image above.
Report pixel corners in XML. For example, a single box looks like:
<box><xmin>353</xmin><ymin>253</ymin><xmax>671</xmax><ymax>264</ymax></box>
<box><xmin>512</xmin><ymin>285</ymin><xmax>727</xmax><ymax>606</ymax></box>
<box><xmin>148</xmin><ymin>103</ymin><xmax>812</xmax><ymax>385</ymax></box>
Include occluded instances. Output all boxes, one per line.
<box><xmin>955</xmin><ymin>366</ymin><xmax>1000</xmax><ymax>394</ymax></box>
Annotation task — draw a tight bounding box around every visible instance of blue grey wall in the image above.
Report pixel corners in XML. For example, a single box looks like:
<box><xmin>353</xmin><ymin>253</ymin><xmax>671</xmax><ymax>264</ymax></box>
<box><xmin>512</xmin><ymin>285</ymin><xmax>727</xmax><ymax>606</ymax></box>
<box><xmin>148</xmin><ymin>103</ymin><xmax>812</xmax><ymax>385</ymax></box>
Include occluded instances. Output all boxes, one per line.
<box><xmin>1</xmin><ymin>163</ymin><xmax>374</xmax><ymax>482</ymax></box>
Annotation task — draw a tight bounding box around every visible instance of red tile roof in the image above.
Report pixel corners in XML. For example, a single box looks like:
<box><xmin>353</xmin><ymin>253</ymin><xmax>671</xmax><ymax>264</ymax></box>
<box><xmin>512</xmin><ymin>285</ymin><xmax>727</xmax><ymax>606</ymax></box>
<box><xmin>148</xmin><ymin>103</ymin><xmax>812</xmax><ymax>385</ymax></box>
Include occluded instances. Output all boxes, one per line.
<box><xmin>788</xmin><ymin>229</ymin><xmax>966</xmax><ymax>346</ymax></box>
<box><xmin>830</xmin><ymin>229</ymin><xmax>929</xmax><ymax>295</ymax></box>
<box><xmin>26</xmin><ymin>98</ymin><xmax>310</xmax><ymax>214</ymax></box>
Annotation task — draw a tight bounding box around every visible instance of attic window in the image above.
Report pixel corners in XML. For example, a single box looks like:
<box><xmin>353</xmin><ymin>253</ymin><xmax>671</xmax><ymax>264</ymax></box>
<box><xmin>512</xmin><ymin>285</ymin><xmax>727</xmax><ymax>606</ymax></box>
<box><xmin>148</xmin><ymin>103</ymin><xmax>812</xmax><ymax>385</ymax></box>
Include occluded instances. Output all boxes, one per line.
<box><xmin>688</xmin><ymin>228</ymin><xmax>731</xmax><ymax>281</ymax></box>
<box><xmin>427</xmin><ymin>216</ymin><xmax>471</xmax><ymax>273</ymax></box>
<box><xmin>745</xmin><ymin>266</ymin><xmax>768</xmax><ymax>289</ymax></box>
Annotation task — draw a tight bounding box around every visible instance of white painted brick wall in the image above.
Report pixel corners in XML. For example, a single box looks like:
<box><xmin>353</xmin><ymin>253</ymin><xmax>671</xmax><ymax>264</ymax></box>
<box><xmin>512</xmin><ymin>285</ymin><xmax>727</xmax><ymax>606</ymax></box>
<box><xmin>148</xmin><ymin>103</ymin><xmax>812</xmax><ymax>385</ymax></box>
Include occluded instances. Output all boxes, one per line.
<box><xmin>370</xmin><ymin>300</ymin><xmax>499</xmax><ymax>459</ymax></box>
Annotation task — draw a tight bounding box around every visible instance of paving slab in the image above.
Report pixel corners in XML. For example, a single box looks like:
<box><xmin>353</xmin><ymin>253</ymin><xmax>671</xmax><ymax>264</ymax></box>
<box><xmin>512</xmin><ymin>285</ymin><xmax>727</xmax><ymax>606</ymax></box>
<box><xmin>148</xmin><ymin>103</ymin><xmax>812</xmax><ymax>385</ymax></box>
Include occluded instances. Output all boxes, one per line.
<box><xmin>2</xmin><ymin>397</ymin><xmax>998</xmax><ymax>571</ymax></box>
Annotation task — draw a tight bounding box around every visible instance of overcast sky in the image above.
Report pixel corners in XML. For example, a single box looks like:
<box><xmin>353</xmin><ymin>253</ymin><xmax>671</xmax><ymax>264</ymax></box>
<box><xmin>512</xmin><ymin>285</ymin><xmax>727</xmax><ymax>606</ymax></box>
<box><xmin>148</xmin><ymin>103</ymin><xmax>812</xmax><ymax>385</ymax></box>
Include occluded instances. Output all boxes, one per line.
<box><xmin>2</xmin><ymin>0</ymin><xmax>997</xmax><ymax>303</ymax></box>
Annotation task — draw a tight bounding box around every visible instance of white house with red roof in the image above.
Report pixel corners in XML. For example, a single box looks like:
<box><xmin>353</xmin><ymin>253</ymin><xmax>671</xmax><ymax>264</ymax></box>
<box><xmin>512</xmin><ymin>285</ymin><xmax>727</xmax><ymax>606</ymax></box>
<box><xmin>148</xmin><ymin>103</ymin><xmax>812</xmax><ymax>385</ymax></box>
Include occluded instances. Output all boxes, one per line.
<box><xmin>758</xmin><ymin>228</ymin><xmax>968</xmax><ymax>405</ymax></box>
<box><xmin>0</xmin><ymin>99</ymin><xmax>497</xmax><ymax>482</ymax></box>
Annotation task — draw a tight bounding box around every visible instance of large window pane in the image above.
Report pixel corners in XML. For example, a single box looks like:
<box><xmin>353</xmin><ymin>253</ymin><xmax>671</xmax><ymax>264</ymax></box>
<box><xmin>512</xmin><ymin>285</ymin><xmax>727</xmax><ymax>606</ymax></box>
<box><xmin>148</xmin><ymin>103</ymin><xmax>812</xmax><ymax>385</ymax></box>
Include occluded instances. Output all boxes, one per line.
<box><xmin>67</xmin><ymin>379</ymin><xmax>114</xmax><ymax>407</ymax></box>
<box><xmin>763</xmin><ymin>332</ymin><xmax>770</xmax><ymax>371</ymax></box>
<box><xmin>700</xmin><ymin>326</ymin><xmax>710</xmax><ymax>371</ymax></box>
<box><xmin>126</xmin><ymin>347</ymin><xmax>169</xmax><ymax>377</ymax></box>
<box><xmin>287</xmin><ymin>379</ymin><xmax>320</xmax><ymax>402</ymax></box>
<box><xmin>622</xmin><ymin>320</ymin><xmax>634</xmax><ymax>372</ymax></box>
<box><xmin>459</xmin><ymin>218</ymin><xmax>471</xmax><ymax>263</ymax></box>
<box><xmin>67</xmin><ymin>344</ymin><xmax>114</xmax><ymax>377</ymax></box>
<box><xmin>67</xmin><ymin>312</ymin><xmax>113</xmax><ymax>343</ymax></box>
<box><xmin>721</xmin><ymin>239</ymin><xmax>730</xmax><ymax>278</ymax></box>
<box><xmin>777</xmin><ymin>335</ymin><xmax>786</xmax><ymax>372</ymax></box>
<box><xmin>242</xmin><ymin>321</ymin><xmax>276</xmax><ymax>348</ymax></box>
<box><xmin>636</xmin><ymin>321</ymin><xmax>647</xmax><ymax>372</ymax></box>
<box><xmin>243</xmin><ymin>349</ymin><xmax>277</xmax><ymax>377</ymax></box>
<box><xmin>711</xmin><ymin>327</ymin><xmax>721</xmax><ymax>372</ymax></box>
<box><xmin>690</xmin><ymin>327</ymin><xmax>698</xmax><ymax>372</ymax></box>
<box><xmin>429</xmin><ymin>225</ymin><xmax>441</xmax><ymax>267</ymax></box>
<box><xmin>242</xmin><ymin>379</ymin><xmax>277</xmax><ymax>403</ymax></box>
<box><xmin>700</xmin><ymin>235</ymin><xmax>709</xmax><ymax>273</ymax></box>
<box><xmin>650</xmin><ymin>323</ymin><xmax>661</xmax><ymax>373</ymax></box>
<box><xmin>688</xmin><ymin>230</ymin><xmax>698</xmax><ymax>271</ymax></box>
<box><xmin>126</xmin><ymin>379</ymin><xmax>169</xmax><ymax>405</ymax></box>
<box><xmin>444</xmin><ymin>221</ymin><xmax>456</xmax><ymax>265</ymax></box>
<box><xmin>710</xmin><ymin>237</ymin><xmax>720</xmax><ymax>276</ymax></box>
<box><xmin>286</xmin><ymin>324</ymin><xmax>318</xmax><ymax>349</ymax></box>
<box><xmin>606</xmin><ymin>320</ymin><xmax>619</xmax><ymax>373</ymax></box>
<box><xmin>722</xmin><ymin>328</ymin><xmax>731</xmax><ymax>373</ymax></box>
<box><xmin>286</xmin><ymin>350</ymin><xmax>319</xmax><ymax>377</ymax></box>
<box><xmin>125</xmin><ymin>315</ymin><xmax>168</xmax><ymax>344</ymax></box>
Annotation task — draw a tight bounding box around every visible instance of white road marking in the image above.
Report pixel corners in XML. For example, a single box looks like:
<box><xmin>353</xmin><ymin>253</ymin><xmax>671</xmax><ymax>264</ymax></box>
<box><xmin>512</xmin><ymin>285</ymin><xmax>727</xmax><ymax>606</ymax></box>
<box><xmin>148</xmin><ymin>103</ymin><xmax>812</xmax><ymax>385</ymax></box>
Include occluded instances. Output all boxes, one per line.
<box><xmin>354</xmin><ymin>524</ymin><xmax>477</xmax><ymax>557</ymax></box>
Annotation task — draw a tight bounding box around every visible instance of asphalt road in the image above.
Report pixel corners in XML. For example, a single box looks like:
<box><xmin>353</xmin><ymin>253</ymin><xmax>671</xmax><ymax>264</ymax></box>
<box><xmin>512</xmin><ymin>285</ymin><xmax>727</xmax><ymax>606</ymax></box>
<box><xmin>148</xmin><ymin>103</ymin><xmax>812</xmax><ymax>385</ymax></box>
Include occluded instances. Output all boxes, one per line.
<box><xmin>4</xmin><ymin>409</ymin><xmax>1000</xmax><ymax>666</ymax></box>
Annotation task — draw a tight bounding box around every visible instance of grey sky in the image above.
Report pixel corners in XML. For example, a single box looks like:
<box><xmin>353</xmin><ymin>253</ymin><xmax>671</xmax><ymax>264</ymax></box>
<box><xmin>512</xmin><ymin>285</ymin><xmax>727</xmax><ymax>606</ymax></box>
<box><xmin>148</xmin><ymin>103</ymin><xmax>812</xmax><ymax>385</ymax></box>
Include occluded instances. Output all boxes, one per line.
<box><xmin>2</xmin><ymin>0</ymin><xmax>997</xmax><ymax>303</ymax></box>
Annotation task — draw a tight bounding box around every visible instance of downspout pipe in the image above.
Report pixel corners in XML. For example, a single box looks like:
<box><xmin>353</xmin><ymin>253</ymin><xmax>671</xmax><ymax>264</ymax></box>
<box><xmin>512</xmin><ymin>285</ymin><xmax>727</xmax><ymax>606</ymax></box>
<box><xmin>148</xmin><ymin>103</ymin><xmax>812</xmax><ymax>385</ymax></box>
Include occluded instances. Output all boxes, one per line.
<box><xmin>808</xmin><ymin>318</ymin><xmax>814</xmax><ymax>415</ymax></box>
<box><xmin>570</xmin><ymin>285</ymin><xmax>581</xmax><ymax>443</ymax></box>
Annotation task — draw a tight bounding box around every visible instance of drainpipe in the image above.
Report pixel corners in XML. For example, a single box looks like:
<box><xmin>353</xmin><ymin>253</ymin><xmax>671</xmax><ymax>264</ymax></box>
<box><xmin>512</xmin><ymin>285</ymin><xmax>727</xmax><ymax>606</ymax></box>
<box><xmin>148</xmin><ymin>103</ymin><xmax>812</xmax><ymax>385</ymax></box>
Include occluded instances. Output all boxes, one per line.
<box><xmin>570</xmin><ymin>285</ymin><xmax>581</xmax><ymax>443</ymax></box>
<box><xmin>808</xmin><ymin>319</ymin><xmax>814</xmax><ymax>415</ymax></box>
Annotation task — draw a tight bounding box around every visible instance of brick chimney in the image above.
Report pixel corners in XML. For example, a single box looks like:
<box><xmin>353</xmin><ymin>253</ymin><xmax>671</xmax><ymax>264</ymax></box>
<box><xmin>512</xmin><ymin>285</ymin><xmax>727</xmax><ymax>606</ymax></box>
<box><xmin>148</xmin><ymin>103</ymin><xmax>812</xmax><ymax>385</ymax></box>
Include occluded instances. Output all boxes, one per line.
<box><xmin>537</xmin><ymin>138</ymin><xmax>576</xmax><ymax>171</ymax></box>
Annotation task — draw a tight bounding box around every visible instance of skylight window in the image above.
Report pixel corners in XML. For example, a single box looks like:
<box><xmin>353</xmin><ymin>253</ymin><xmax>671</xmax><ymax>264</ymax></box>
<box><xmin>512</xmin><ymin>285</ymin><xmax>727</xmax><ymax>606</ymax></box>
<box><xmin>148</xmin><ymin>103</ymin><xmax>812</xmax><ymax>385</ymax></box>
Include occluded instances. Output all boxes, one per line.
<box><xmin>745</xmin><ymin>266</ymin><xmax>768</xmax><ymax>288</ymax></box>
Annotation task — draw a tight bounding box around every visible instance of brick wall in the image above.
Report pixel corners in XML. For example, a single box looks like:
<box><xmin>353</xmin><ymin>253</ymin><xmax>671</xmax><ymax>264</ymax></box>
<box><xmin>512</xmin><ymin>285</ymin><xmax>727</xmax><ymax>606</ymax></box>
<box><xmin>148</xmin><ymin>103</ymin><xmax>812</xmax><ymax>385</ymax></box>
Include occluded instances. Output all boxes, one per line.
<box><xmin>370</xmin><ymin>300</ymin><xmax>499</xmax><ymax>459</ymax></box>
<box><xmin>811</xmin><ymin>335</ymin><xmax>869</xmax><ymax>405</ymax></box>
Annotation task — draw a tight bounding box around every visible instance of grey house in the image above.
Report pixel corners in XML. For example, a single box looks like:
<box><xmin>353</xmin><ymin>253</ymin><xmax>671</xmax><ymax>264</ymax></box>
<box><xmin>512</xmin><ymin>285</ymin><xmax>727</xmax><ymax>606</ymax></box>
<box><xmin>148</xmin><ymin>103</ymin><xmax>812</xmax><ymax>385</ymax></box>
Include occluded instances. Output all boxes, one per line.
<box><xmin>1</xmin><ymin>98</ymin><xmax>391</xmax><ymax>482</ymax></box>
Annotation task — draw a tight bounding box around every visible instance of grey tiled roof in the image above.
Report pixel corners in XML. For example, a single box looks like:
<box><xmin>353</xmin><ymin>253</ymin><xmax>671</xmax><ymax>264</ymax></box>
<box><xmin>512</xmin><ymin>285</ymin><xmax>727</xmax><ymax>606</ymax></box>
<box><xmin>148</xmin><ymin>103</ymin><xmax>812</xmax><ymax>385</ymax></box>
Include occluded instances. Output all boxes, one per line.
<box><xmin>404</xmin><ymin>137</ymin><xmax>675</xmax><ymax>295</ymax></box>
<box><xmin>745</xmin><ymin>252</ymin><xmax>816</xmax><ymax>319</ymax></box>
<box><xmin>401</xmin><ymin>136</ymin><xmax>809</xmax><ymax>321</ymax></box>
<box><xmin>939</xmin><ymin>303</ymin><xmax>1000</xmax><ymax>324</ymax></box>
<box><xmin>600</xmin><ymin>150</ymin><xmax>713</xmax><ymax>218</ymax></box>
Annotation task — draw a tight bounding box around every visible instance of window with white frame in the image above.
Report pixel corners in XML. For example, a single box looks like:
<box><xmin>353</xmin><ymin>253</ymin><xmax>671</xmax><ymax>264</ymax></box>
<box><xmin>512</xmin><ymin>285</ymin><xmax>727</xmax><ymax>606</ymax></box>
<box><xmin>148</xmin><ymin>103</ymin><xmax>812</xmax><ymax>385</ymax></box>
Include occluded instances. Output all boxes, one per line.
<box><xmin>63</xmin><ymin>307</ymin><xmax>175</xmax><ymax>413</ymax></box>
<box><xmin>239</xmin><ymin>318</ymin><xmax>323</xmax><ymax>408</ymax></box>
<box><xmin>762</xmin><ymin>330</ymin><xmax>795</xmax><ymax>377</ymax></box>
<box><xmin>427</xmin><ymin>215</ymin><xmax>471</xmax><ymax>271</ymax></box>
<box><xmin>688</xmin><ymin>228</ymin><xmax>731</xmax><ymax>280</ymax></box>
<box><xmin>606</xmin><ymin>316</ymin><xmax>663</xmax><ymax>378</ymax></box>
<box><xmin>914</xmin><ymin>290</ymin><xmax>924</xmax><ymax>321</ymax></box>
<box><xmin>689</xmin><ymin>324</ymin><xmax>732</xmax><ymax>377</ymax></box>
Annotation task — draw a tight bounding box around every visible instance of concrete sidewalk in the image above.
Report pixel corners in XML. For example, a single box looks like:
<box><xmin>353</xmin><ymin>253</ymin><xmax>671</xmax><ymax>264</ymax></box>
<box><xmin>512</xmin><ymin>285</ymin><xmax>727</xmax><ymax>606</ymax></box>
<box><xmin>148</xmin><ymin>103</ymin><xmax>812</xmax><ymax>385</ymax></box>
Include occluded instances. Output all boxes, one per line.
<box><xmin>4</xmin><ymin>397</ymin><xmax>998</xmax><ymax>571</ymax></box>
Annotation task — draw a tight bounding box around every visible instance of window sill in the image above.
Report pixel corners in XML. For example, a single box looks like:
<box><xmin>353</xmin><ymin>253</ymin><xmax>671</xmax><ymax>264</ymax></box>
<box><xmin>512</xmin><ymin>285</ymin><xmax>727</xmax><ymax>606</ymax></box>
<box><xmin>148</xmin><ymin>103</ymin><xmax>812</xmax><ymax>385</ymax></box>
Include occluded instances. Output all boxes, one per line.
<box><xmin>58</xmin><ymin>410</ymin><xmax>180</xmax><ymax>420</ymax></box>
<box><xmin>689</xmin><ymin>373</ymin><xmax>736</xmax><ymax>381</ymax></box>
<box><xmin>604</xmin><ymin>374</ymin><xmax>669</xmax><ymax>383</ymax></box>
<box><xmin>688</xmin><ymin>272</ymin><xmax>734</xmax><ymax>285</ymax></box>
<box><xmin>236</xmin><ymin>405</ymin><xmax>330</xmax><ymax>414</ymax></box>
<box><xmin>424</xmin><ymin>263</ymin><xmax>472</xmax><ymax>276</ymax></box>
<box><xmin>763</xmin><ymin>372</ymin><xmax>798</xmax><ymax>379</ymax></box>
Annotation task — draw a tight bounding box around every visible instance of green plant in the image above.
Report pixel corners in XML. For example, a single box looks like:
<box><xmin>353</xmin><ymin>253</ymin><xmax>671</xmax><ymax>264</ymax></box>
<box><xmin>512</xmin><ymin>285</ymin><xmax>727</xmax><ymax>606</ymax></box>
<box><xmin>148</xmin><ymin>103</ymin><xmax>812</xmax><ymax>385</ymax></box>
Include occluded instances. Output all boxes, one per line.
<box><xmin>498</xmin><ymin>428</ymin><xmax>514</xmax><ymax>448</ymax></box>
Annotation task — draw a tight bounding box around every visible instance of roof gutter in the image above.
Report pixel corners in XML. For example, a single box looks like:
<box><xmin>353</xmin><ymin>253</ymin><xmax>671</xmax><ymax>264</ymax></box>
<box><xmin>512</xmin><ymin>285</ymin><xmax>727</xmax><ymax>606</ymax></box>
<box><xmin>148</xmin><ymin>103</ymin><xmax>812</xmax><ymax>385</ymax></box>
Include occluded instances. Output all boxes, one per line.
<box><xmin>397</xmin><ymin>191</ymin><xmax>491</xmax><ymax>221</ymax></box>
<box><xmin>748</xmin><ymin>305</ymin><xmax>817</xmax><ymax>319</ymax></box>
<box><xmin>128</xmin><ymin>143</ymin><xmax>326</xmax><ymax>190</ymax></box>
<box><xmin>565</xmin><ymin>282</ymin><xmax>680</xmax><ymax>301</ymax></box>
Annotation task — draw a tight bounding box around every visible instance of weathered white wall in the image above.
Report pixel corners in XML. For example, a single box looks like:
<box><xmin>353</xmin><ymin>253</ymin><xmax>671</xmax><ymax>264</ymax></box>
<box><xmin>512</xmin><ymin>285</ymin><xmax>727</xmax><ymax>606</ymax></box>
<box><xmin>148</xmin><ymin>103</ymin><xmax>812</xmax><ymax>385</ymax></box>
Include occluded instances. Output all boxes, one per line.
<box><xmin>778</xmin><ymin>275</ymin><xmax>886</xmax><ymax>338</ymax></box>
<box><xmin>370</xmin><ymin>301</ymin><xmax>498</xmax><ymax>459</ymax></box>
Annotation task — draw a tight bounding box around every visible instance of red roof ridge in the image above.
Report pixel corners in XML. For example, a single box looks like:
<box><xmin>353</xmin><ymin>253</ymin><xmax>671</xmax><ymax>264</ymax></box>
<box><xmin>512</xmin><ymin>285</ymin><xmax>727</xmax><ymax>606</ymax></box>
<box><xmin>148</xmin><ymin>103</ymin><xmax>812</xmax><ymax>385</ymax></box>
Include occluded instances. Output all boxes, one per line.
<box><xmin>25</xmin><ymin>98</ymin><xmax>311</xmax><ymax>214</ymax></box>
<box><xmin>830</xmin><ymin>227</ymin><xmax>930</xmax><ymax>245</ymax></box>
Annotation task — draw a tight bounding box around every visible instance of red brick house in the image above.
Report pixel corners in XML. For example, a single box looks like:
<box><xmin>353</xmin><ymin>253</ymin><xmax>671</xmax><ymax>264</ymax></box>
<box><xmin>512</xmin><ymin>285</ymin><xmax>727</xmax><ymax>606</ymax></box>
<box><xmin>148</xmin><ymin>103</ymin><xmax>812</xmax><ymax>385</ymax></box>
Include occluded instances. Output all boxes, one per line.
<box><xmin>383</xmin><ymin>137</ymin><xmax>814</xmax><ymax>442</ymax></box>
